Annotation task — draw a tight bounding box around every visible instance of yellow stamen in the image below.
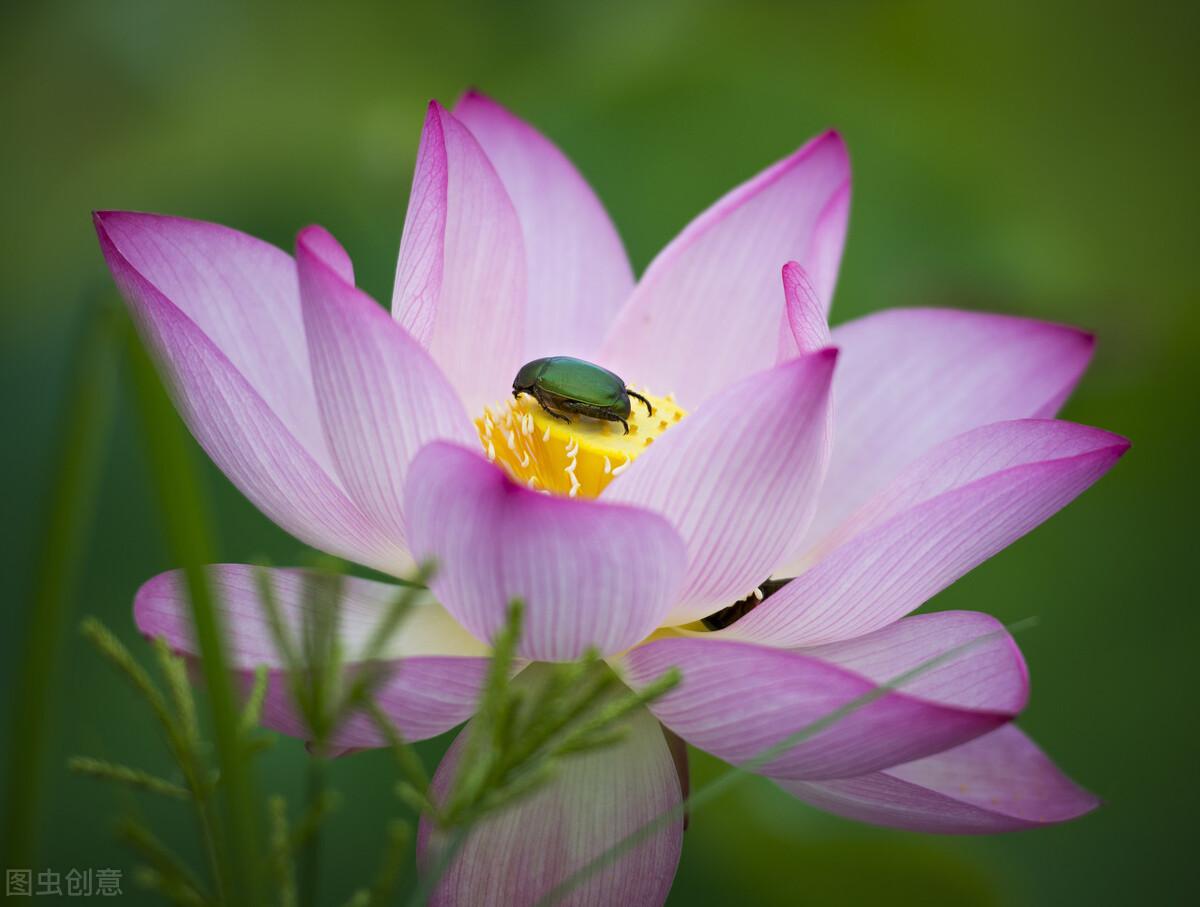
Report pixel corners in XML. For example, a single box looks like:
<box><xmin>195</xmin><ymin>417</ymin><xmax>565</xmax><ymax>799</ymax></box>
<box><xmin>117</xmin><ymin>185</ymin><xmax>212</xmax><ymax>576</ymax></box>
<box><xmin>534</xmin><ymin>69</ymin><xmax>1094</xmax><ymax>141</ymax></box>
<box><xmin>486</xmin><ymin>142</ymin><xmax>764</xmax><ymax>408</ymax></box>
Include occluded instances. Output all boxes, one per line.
<box><xmin>475</xmin><ymin>389</ymin><xmax>687</xmax><ymax>498</ymax></box>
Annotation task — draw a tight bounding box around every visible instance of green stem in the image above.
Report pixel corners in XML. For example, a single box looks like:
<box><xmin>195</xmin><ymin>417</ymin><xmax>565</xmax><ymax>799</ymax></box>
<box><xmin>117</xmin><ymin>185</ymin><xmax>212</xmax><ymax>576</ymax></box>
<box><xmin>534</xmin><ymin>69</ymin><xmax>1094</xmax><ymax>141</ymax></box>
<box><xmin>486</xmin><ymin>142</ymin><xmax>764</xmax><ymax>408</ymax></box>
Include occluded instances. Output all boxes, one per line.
<box><xmin>299</xmin><ymin>755</ymin><xmax>326</xmax><ymax>907</ymax></box>
<box><xmin>2</xmin><ymin>303</ymin><xmax>119</xmax><ymax>864</ymax></box>
<box><xmin>194</xmin><ymin>795</ymin><xmax>227</xmax><ymax>905</ymax></box>
<box><xmin>126</xmin><ymin>322</ymin><xmax>260</xmax><ymax>905</ymax></box>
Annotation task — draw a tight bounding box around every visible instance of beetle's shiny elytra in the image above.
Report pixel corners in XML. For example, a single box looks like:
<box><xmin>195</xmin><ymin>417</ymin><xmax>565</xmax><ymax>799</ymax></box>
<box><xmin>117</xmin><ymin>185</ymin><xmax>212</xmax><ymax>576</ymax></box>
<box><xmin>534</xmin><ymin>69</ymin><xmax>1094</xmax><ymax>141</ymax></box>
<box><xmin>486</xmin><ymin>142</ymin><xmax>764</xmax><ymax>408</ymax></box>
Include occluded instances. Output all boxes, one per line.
<box><xmin>512</xmin><ymin>356</ymin><xmax>653</xmax><ymax>435</ymax></box>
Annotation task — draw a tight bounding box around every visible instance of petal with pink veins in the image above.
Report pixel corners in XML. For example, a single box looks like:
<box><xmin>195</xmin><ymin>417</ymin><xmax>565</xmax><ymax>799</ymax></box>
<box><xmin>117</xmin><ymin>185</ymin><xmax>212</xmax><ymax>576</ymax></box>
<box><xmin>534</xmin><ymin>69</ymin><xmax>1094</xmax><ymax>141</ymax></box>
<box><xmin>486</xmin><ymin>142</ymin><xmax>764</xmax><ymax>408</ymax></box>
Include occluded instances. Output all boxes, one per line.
<box><xmin>95</xmin><ymin>212</ymin><xmax>408</xmax><ymax>573</ymax></box>
<box><xmin>620</xmin><ymin>611</ymin><xmax>1025</xmax><ymax>780</ymax></box>
<box><xmin>779</xmin><ymin>724</ymin><xmax>1099</xmax><ymax>833</ymax></box>
<box><xmin>724</xmin><ymin>419</ymin><xmax>1129</xmax><ymax>648</ymax></box>
<box><xmin>777</xmin><ymin>261</ymin><xmax>832</xmax><ymax>359</ymax></box>
<box><xmin>404</xmin><ymin>443</ymin><xmax>687</xmax><ymax>661</ymax></box>
<box><xmin>135</xmin><ymin>566</ymin><xmax>491</xmax><ymax>744</ymax></box>
<box><xmin>392</xmin><ymin>102</ymin><xmax>527</xmax><ymax>412</ymax></box>
<box><xmin>419</xmin><ymin>671</ymin><xmax>682</xmax><ymax>907</ymax></box>
<box><xmin>454</xmin><ymin>90</ymin><xmax>635</xmax><ymax>361</ymax></box>
<box><xmin>296</xmin><ymin>226</ymin><xmax>475</xmax><ymax>550</ymax></box>
<box><xmin>805</xmin><ymin>180</ymin><xmax>851</xmax><ymax>312</ymax></box>
<box><xmin>604</xmin><ymin>351</ymin><xmax>836</xmax><ymax>625</ymax></box>
<box><xmin>785</xmin><ymin>308</ymin><xmax>1097</xmax><ymax>568</ymax></box>
<box><xmin>599</xmin><ymin>131</ymin><xmax>849</xmax><ymax>408</ymax></box>
<box><xmin>95</xmin><ymin>211</ymin><xmax>328</xmax><ymax>455</ymax></box>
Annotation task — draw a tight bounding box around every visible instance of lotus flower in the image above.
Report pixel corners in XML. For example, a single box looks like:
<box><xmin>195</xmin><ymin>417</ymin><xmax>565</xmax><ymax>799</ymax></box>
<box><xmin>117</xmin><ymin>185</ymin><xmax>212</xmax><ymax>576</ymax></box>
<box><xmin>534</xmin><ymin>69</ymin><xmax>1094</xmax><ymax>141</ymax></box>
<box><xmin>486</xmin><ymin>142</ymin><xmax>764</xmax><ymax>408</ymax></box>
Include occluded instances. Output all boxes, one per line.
<box><xmin>95</xmin><ymin>91</ymin><xmax>1127</xmax><ymax>906</ymax></box>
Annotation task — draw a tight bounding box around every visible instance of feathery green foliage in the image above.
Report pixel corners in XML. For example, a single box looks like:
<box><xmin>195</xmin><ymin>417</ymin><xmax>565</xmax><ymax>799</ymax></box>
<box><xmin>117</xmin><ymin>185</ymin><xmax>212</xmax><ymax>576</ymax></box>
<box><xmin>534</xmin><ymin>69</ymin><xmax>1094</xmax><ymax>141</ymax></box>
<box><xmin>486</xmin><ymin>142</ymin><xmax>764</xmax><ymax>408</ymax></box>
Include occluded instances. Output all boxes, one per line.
<box><xmin>267</xmin><ymin>797</ymin><xmax>297</xmax><ymax>907</ymax></box>
<box><xmin>79</xmin><ymin>616</ymin><xmax>226</xmax><ymax>900</ymax></box>
<box><xmin>68</xmin><ymin>757</ymin><xmax>191</xmax><ymax>800</ymax></box>
<box><xmin>70</xmin><ymin>577</ymin><xmax>1034</xmax><ymax>907</ymax></box>
<box><xmin>73</xmin><ymin>558</ymin><xmax>442</xmax><ymax>906</ymax></box>
<box><xmin>405</xmin><ymin>603</ymin><xmax>683</xmax><ymax>907</ymax></box>
<box><xmin>118</xmin><ymin>816</ymin><xmax>209</xmax><ymax>905</ymax></box>
<box><xmin>433</xmin><ymin>603</ymin><xmax>682</xmax><ymax>831</ymax></box>
<box><xmin>70</xmin><ymin>430</ymin><xmax>1026</xmax><ymax>907</ymax></box>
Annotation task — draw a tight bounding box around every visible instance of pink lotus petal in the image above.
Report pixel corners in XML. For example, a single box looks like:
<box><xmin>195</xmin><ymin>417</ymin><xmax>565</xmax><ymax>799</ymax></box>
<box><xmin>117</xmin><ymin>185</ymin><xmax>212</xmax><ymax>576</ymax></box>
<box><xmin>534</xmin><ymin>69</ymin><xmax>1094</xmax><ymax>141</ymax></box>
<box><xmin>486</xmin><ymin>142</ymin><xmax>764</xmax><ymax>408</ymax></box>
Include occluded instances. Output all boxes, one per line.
<box><xmin>392</xmin><ymin>102</ymin><xmax>527</xmax><ymax>412</ymax></box>
<box><xmin>94</xmin><ymin>211</ymin><xmax>328</xmax><ymax>459</ymax></box>
<box><xmin>620</xmin><ymin>611</ymin><xmax>1025</xmax><ymax>780</ymax></box>
<box><xmin>797</xmin><ymin>610</ymin><xmax>1028</xmax><ymax>711</ymax></box>
<box><xmin>806</xmin><ymin>180</ymin><xmax>851</xmax><ymax>310</ymax></box>
<box><xmin>780</xmin><ymin>724</ymin><xmax>1099</xmax><ymax>833</ymax></box>
<box><xmin>598</xmin><ymin>131</ymin><xmax>850</xmax><ymax>408</ymax></box>
<box><xmin>135</xmin><ymin>566</ymin><xmax>490</xmax><ymax>744</ymax></box>
<box><xmin>404</xmin><ymin>442</ymin><xmax>687</xmax><ymax>661</ymax></box>
<box><xmin>454</xmin><ymin>91</ymin><xmax>634</xmax><ymax>361</ymax></box>
<box><xmin>296</xmin><ymin>226</ymin><xmax>475</xmax><ymax>550</ymax></box>
<box><xmin>786</xmin><ymin>308</ymin><xmax>1096</xmax><ymax>567</ymax></box>
<box><xmin>778</xmin><ymin>261</ymin><xmax>833</xmax><ymax>359</ymax></box>
<box><xmin>724</xmin><ymin>419</ymin><xmax>1129</xmax><ymax>648</ymax></box>
<box><xmin>419</xmin><ymin>680</ymin><xmax>682</xmax><ymax>907</ymax></box>
<box><xmin>299</xmin><ymin>222</ymin><xmax>355</xmax><ymax>283</ymax></box>
<box><xmin>95</xmin><ymin>212</ymin><xmax>408</xmax><ymax>574</ymax></box>
<box><xmin>604</xmin><ymin>351</ymin><xmax>836</xmax><ymax>624</ymax></box>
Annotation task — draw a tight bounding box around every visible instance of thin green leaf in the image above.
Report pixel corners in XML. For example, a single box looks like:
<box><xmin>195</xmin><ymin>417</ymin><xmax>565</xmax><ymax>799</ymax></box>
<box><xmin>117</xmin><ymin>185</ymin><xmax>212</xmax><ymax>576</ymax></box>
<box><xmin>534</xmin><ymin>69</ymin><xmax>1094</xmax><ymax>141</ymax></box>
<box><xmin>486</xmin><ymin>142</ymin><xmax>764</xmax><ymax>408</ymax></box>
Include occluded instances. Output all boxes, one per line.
<box><xmin>472</xmin><ymin>761</ymin><xmax>558</xmax><ymax>819</ymax></box>
<box><xmin>553</xmin><ymin>667</ymin><xmax>680</xmax><ymax>755</ymax></box>
<box><xmin>501</xmin><ymin>661</ymin><xmax>616</xmax><ymax>771</ymax></box>
<box><xmin>133</xmin><ymin>867</ymin><xmax>209</xmax><ymax>907</ymax></box>
<box><xmin>117</xmin><ymin>816</ymin><xmax>208</xmax><ymax>904</ymax></box>
<box><xmin>81</xmin><ymin>618</ymin><xmax>175</xmax><ymax>737</ymax></box>
<box><xmin>127</xmin><ymin>323</ymin><xmax>259</xmax><ymax>904</ymax></box>
<box><xmin>268</xmin><ymin>796</ymin><xmax>296</xmax><ymax>907</ymax></box>
<box><xmin>242</xmin><ymin>736</ymin><xmax>276</xmax><ymax>759</ymax></box>
<box><xmin>154</xmin><ymin>637</ymin><xmax>200</xmax><ymax>745</ymax></box>
<box><xmin>362</xmin><ymin>698</ymin><xmax>433</xmax><ymax>807</ymax></box>
<box><xmin>2</xmin><ymin>300</ymin><xmax>119</xmax><ymax>866</ymax></box>
<box><xmin>297</xmin><ymin>757</ymin><xmax>331</xmax><ymax>907</ymax></box>
<box><xmin>289</xmin><ymin>788</ymin><xmax>341</xmax><ymax>852</ymax></box>
<box><xmin>82</xmin><ymin>618</ymin><xmax>215</xmax><ymax>810</ymax></box>
<box><xmin>443</xmin><ymin>601</ymin><xmax>522</xmax><ymax>819</ymax></box>
<box><xmin>369</xmin><ymin>820</ymin><xmax>412</xmax><ymax>905</ymax></box>
<box><xmin>551</xmin><ymin>726</ymin><xmax>629</xmax><ymax>757</ymax></box>
<box><xmin>330</xmin><ymin>570</ymin><xmax>439</xmax><ymax>742</ymax></box>
<box><xmin>301</xmin><ymin>566</ymin><xmax>345</xmax><ymax>745</ymax></box>
<box><xmin>254</xmin><ymin>562</ymin><xmax>316</xmax><ymax>740</ymax></box>
<box><xmin>405</xmin><ymin>826</ymin><xmax>468</xmax><ymax>907</ymax></box>
<box><xmin>240</xmin><ymin>664</ymin><xmax>270</xmax><ymax>736</ymax></box>
<box><xmin>68</xmin><ymin>756</ymin><xmax>191</xmax><ymax>800</ymax></box>
<box><xmin>254</xmin><ymin>564</ymin><xmax>302</xmax><ymax>675</ymax></box>
<box><xmin>360</xmin><ymin>562</ymin><xmax>436</xmax><ymax>663</ymax></box>
<box><xmin>395</xmin><ymin>781</ymin><xmax>436</xmax><ymax>818</ymax></box>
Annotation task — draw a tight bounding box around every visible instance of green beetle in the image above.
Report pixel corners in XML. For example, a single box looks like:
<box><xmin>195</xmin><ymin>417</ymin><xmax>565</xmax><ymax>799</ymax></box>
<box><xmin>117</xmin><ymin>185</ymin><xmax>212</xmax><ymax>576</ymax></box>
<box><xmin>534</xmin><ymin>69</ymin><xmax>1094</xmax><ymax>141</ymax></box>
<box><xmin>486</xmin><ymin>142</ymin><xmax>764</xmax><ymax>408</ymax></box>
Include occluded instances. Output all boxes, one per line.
<box><xmin>512</xmin><ymin>356</ymin><xmax>653</xmax><ymax>434</ymax></box>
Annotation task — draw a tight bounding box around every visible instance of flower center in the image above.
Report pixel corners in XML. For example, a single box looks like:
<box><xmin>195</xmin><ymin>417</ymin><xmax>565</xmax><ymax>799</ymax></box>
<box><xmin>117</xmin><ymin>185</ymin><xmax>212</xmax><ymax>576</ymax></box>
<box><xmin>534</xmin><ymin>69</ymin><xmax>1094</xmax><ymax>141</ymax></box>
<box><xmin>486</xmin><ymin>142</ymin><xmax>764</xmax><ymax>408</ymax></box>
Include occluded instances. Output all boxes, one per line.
<box><xmin>475</xmin><ymin>387</ymin><xmax>687</xmax><ymax>498</ymax></box>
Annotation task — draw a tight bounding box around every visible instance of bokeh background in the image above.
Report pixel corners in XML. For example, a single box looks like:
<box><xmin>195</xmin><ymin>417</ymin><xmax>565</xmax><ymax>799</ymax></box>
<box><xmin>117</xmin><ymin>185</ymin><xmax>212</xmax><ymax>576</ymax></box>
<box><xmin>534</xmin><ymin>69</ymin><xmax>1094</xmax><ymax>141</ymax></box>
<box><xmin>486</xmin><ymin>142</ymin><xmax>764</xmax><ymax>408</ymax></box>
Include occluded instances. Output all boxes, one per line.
<box><xmin>2</xmin><ymin>0</ymin><xmax>1196</xmax><ymax>903</ymax></box>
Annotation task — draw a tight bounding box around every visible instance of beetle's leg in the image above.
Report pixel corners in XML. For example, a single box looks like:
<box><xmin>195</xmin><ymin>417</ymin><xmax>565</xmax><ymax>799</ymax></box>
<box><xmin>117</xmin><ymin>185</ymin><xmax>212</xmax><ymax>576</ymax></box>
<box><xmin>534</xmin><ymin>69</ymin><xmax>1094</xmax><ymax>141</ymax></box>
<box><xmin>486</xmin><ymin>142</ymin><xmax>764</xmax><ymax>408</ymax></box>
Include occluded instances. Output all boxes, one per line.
<box><xmin>627</xmin><ymin>389</ymin><xmax>654</xmax><ymax>417</ymax></box>
<box><xmin>619</xmin><ymin>417</ymin><xmax>630</xmax><ymax>435</ymax></box>
<box><xmin>533</xmin><ymin>390</ymin><xmax>573</xmax><ymax>424</ymax></box>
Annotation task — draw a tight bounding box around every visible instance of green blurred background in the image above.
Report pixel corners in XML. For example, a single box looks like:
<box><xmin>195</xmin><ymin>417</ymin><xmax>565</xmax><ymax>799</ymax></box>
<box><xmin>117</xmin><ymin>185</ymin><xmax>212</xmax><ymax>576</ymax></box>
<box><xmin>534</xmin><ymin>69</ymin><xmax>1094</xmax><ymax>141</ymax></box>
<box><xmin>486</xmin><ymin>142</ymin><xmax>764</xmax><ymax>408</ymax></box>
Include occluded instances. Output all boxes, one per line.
<box><xmin>2</xmin><ymin>0</ymin><xmax>1195</xmax><ymax>903</ymax></box>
